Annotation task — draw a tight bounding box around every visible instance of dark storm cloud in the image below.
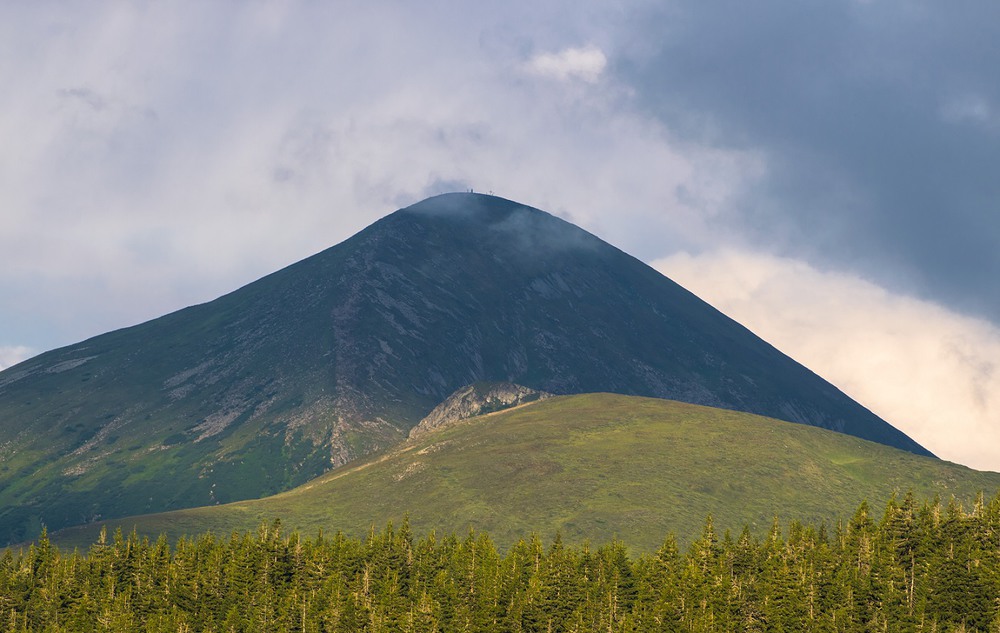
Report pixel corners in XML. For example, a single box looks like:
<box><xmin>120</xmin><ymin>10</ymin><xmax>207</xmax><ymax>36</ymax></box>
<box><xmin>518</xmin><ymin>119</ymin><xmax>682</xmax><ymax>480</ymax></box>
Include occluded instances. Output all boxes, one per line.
<box><xmin>619</xmin><ymin>0</ymin><xmax>1000</xmax><ymax>319</ymax></box>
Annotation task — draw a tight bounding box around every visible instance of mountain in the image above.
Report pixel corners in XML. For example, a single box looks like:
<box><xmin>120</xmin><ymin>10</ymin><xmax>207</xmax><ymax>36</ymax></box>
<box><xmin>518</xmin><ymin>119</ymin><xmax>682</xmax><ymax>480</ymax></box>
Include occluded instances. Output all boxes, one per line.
<box><xmin>51</xmin><ymin>394</ymin><xmax>996</xmax><ymax>553</ymax></box>
<box><xmin>0</xmin><ymin>192</ymin><xmax>930</xmax><ymax>544</ymax></box>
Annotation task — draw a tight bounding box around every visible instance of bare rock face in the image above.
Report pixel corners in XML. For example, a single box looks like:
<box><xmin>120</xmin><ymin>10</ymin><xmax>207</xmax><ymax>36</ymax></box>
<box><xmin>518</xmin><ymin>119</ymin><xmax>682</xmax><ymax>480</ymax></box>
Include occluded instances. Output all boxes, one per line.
<box><xmin>410</xmin><ymin>382</ymin><xmax>551</xmax><ymax>438</ymax></box>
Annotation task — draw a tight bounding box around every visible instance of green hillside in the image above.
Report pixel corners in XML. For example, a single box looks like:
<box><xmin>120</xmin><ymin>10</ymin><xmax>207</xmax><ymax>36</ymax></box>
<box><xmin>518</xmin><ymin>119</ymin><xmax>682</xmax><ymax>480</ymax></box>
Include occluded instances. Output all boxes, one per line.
<box><xmin>51</xmin><ymin>394</ymin><xmax>1000</xmax><ymax>552</ymax></box>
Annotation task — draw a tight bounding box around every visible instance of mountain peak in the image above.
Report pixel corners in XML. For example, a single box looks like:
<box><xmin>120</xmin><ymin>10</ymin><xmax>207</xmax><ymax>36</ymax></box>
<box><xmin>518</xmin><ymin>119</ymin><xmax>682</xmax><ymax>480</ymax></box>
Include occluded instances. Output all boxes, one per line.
<box><xmin>387</xmin><ymin>192</ymin><xmax>602</xmax><ymax>263</ymax></box>
<box><xmin>402</xmin><ymin>191</ymin><xmax>530</xmax><ymax>220</ymax></box>
<box><xmin>406</xmin><ymin>190</ymin><xmax>495</xmax><ymax>206</ymax></box>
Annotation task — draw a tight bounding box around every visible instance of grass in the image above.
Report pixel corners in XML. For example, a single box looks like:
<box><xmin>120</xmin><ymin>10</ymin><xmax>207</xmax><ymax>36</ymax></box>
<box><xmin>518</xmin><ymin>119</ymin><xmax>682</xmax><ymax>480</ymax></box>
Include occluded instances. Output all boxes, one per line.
<box><xmin>50</xmin><ymin>394</ymin><xmax>1000</xmax><ymax>553</ymax></box>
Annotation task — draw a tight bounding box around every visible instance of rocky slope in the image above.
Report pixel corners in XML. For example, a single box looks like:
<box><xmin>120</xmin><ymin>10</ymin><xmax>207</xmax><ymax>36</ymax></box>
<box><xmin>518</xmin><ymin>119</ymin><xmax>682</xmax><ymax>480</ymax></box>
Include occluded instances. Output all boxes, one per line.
<box><xmin>409</xmin><ymin>382</ymin><xmax>550</xmax><ymax>438</ymax></box>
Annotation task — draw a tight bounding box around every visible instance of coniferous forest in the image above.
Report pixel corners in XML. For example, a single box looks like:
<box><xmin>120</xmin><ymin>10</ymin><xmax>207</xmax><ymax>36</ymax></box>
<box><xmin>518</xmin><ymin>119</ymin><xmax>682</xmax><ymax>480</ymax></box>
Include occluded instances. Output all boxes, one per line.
<box><xmin>4</xmin><ymin>494</ymin><xmax>1000</xmax><ymax>632</ymax></box>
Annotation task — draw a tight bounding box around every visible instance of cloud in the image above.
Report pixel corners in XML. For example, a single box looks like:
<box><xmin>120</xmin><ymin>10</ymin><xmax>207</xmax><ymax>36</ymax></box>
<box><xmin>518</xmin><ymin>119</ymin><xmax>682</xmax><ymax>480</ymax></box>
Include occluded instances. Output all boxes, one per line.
<box><xmin>0</xmin><ymin>346</ymin><xmax>34</xmax><ymax>371</ymax></box>
<box><xmin>0</xmin><ymin>2</ymin><xmax>758</xmax><ymax>353</ymax></box>
<box><xmin>525</xmin><ymin>45</ymin><xmax>608</xmax><ymax>83</ymax></box>
<box><xmin>621</xmin><ymin>1</ymin><xmax>1000</xmax><ymax>321</ymax></box>
<box><xmin>941</xmin><ymin>93</ymin><xmax>1000</xmax><ymax>132</ymax></box>
<box><xmin>654</xmin><ymin>250</ymin><xmax>1000</xmax><ymax>472</ymax></box>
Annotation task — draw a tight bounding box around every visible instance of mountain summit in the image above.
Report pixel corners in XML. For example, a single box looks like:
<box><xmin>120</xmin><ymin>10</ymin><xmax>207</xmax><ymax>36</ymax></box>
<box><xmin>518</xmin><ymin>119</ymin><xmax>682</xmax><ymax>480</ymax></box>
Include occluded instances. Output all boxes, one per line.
<box><xmin>0</xmin><ymin>193</ymin><xmax>930</xmax><ymax>542</ymax></box>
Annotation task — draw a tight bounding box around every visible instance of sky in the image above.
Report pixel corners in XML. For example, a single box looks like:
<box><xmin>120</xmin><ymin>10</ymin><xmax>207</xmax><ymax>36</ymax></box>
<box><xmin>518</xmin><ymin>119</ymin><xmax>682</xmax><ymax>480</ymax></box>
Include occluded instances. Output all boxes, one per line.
<box><xmin>1</xmin><ymin>1</ymin><xmax>998</xmax><ymax>470</ymax></box>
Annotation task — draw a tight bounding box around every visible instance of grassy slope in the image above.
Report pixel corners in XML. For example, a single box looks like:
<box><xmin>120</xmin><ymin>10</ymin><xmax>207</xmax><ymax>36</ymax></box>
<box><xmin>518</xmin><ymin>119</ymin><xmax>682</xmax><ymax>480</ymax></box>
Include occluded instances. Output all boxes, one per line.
<box><xmin>52</xmin><ymin>394</ymin><xmax>1000</xmax><ymax>553</ymax></box>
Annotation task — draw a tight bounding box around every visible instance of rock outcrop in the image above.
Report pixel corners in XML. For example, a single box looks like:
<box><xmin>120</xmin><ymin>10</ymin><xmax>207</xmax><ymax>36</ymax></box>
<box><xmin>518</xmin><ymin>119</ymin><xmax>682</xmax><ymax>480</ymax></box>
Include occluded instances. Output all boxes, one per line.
<box><xmin>410</xmin><ymin>382</ymin><xmax>551</xmax><ymax>438</ymax></box>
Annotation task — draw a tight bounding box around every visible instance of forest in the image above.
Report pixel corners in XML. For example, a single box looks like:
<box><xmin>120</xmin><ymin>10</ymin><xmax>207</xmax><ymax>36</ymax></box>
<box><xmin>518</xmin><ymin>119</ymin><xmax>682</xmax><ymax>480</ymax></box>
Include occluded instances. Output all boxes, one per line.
<box><xmin>2</xmin><ymin>493</ymin><xmax>1000</xmax><ymax>632</ymax></box>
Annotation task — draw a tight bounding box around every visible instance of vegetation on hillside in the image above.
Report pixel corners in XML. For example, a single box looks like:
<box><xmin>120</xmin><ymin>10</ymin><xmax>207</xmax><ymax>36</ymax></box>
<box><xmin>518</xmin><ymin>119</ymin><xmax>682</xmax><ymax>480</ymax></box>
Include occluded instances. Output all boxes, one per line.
<box><xmin>52</xmin><ymin>395</ymin><xmax>1000</xmax><ymax>553</ymax></box>
<box><xmin>6</xmin><ymin>494</ymin><xmax>1000</xmax><ymax>632</ymax></box>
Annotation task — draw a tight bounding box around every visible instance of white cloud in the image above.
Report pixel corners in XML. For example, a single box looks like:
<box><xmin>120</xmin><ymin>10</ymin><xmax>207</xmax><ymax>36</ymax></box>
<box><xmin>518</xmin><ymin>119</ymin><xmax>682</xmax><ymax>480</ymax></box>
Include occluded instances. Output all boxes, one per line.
<box><xmin>524</xmin><ymin>45</ymin><xmax>608</xmax><ymax>83</ymax></box>
<box><xmin>0</xmin><ymin>3</ymin><xmax>759</xmax><ymax>353</ymax></box>
<box><xmin>0</xmin><ymin>346</ymin><xmax>34</xmax><ymax>371</ymax></box>
<box><xmin>654</xmin><ymin>249</ymin><xmax>1000</xmax><ymax>472</ymax></box>
<box><xmin>941</xmin><ymin>93</ymin><xmax>999</xmax><ymax>131</ymax></box>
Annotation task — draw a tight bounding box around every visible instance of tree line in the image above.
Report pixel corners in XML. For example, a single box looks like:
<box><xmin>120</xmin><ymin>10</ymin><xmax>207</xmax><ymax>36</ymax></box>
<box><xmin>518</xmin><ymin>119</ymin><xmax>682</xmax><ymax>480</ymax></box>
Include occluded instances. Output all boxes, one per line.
<box><xmin>2</xmin><ymin>492</ymin><xmax>1000</xmax><ymax>632</ymax></box>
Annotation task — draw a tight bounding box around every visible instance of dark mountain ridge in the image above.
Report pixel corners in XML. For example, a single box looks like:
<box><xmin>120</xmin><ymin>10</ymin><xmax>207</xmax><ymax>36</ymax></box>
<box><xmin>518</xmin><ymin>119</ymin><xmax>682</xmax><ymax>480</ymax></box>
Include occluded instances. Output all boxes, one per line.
<box><xmin>0</xmin><ymin>192</ymin><xmax>929</xmax><ymax>543</ymax></box>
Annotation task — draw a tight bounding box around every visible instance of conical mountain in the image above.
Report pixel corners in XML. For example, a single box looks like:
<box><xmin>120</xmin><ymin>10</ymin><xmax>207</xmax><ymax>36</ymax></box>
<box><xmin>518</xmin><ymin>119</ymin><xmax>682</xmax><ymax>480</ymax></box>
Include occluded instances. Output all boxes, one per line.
<box><xmin>0</xmin><ymin>192</ymin><xmax>929</xmax><ymax>543</ymax></box>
